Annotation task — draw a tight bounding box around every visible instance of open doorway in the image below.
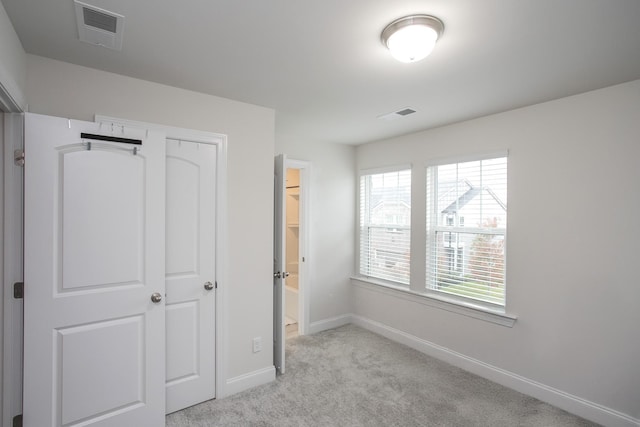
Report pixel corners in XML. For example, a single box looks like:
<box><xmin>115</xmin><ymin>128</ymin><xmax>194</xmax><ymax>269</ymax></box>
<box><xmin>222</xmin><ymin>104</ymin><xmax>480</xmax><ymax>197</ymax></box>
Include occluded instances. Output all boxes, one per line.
<box><xmin>283</xmin><ymin>159</ymin><xmax>309</xmax><ymax>341</ymax></box>
<box><xmin>284</xmin><ymin>168</ymin><xmax>300</xmax><ymax>339</ymax></box>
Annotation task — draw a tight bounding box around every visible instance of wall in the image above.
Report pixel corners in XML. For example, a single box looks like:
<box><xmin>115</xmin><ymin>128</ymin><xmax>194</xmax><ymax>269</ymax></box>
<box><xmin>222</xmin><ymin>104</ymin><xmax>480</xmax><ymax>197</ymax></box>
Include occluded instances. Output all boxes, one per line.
<box><xmin>275</xmin><ymin>134</ymin><xmax>355</xmax><ymax>329</ymax></box>
<box><xmin>354</xmin><ymin>80</ymin><xmax>640</xmax><ymax>425</ymax></box>
<box><xmin>25</xmin><ymin>55</ymin><xmax>276</xmax><ymax>385</ymax></box>
<box><xmin>0</xmin><ymin>1</ymin><xmax>26</xmax><ymax>110</ymax></box>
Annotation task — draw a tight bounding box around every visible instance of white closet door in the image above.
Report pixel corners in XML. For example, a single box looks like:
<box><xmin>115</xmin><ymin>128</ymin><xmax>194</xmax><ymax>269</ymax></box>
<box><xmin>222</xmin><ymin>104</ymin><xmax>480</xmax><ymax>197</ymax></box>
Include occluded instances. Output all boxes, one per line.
<box><xmin>165</xmin><ymin>139</ymin><xmax>217</xmax><ymax>413</ymax></box>
<box><xmin>23</xmin><ymin>113</ymin><xmax>166</xmax><ymax>426</ymax></box>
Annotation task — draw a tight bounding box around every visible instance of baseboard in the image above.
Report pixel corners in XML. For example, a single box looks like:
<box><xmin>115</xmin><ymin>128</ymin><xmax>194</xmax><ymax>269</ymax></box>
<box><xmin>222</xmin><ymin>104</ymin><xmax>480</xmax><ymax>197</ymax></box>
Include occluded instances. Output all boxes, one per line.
<box><xmin>224</xmin><ymin>366</ymin><xmax>275</xmax><ymax>398</ymax></box>
<box><xmin>308</xmin><ymin>314</ymin><xmax>352</xmax><ymax>335</ymax></box>
<box><xmin>351</xmin><ymin>314</ymin><xmax>639</xmax><ymax>427</ymax></box>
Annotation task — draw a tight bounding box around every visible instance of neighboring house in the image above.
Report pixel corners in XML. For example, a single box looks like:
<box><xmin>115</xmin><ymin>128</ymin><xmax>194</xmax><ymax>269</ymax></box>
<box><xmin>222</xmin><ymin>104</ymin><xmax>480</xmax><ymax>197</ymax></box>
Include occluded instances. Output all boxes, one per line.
<box><xmin>369</xmin><ymin>199</ymin><xmax>411</xmax><ymax>282</ymax></box>
<box><xmin>439</xmin><ymin>178</ymin><xmax>507</xmax><ymax>227</ymax></box>
<box><xmin>371</xmin><ymin>199</ymin><xmax>410</xmax><ymax>226</ymax></box>
<box><xmin>437</xmin><ymin>179</ymin><xmax>506</xmax><ymax>282</ymax></box>
<box><xmin>363</xmin><ymin>177</ymin><xmax>411</xmax><ymax>282</ymax></box>
<box><xmin>365</xmin><ymin>178</ymin><xmax>508</xmax><ymax>286</ymax></box>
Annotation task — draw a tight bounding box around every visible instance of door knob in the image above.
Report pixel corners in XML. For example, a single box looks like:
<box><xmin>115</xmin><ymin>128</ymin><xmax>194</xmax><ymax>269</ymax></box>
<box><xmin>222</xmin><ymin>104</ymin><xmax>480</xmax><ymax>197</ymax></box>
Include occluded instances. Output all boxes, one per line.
<box><xmin>204</xmin><ymin>281</ymin><xmax>214</xmax><ymax>291</ymax></box>
<box><xmin>150</xmin><ymin>292</ymin><xmax>162</xmax><ymax>303</ymax></box>
<box><xmin>274</xmin><ymin>271</ymin><xmax>289</xmax><ymax>279</ymax></box>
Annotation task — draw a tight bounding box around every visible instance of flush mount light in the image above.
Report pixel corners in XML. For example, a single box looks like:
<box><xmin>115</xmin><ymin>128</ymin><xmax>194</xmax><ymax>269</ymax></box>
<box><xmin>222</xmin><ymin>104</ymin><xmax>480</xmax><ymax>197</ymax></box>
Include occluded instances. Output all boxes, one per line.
<box><xmin>381</xmin><ymin>15</ymin><xmax>444</xmax><ymax>63</ymax></box>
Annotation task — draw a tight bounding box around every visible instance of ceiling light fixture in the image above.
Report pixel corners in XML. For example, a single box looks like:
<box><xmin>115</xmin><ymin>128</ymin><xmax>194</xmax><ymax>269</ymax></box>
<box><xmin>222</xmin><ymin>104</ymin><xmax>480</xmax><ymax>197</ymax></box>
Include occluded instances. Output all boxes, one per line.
<box><xmin>381</xmin><ymin>15</ymin><xmax>444</xmax><ymax>63</ymax></box>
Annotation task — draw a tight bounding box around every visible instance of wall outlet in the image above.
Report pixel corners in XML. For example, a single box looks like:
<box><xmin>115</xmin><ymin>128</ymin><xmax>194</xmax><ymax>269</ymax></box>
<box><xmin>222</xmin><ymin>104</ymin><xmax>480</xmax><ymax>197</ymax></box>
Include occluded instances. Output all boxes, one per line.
<box><xmin>252</xmin><ymin>337</ymin><xmax>262</xmax><ymax>353</ymax></box>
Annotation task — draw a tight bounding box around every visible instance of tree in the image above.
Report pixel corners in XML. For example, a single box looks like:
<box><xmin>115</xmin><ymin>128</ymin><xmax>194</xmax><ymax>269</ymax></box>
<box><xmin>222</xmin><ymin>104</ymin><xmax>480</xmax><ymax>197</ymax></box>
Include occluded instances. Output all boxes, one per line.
<box><xmin>469</xmin><ymin>217</ymin><xmax>505</xmax><ymax>288</ymax></box>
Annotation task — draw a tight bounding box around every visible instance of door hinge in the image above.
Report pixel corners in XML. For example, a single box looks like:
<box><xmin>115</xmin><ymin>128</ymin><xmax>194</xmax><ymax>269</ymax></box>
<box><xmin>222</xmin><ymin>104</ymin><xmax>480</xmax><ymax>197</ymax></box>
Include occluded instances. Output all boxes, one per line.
<box><xmin>13</xmin><ymin>282</ymin><xmax>24</xmax><ymax>299</ymax></box>
<box><xmin>14</xmin><ymin>149</ymin><xmax>24</xmax><ymax>167</ymax></box>
<box><xmin>12</xmin><ymin>414</ymin><xmax>22</xmax><ymax>427</ymax></box>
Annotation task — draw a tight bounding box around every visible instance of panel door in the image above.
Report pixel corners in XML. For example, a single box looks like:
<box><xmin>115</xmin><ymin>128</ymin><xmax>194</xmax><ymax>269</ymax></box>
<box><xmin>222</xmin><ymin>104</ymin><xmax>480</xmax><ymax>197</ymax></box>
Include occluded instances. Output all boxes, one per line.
<box><xmin>165</xmin><ymin>139</ymin><xmax>217</xmax><ymax>413</ymax></box>
<box><xmin>273</xmin><ymin>154</ymin><xmax>286</xmax><ymax>374</ymax></box>
<box><xmin>23</xmin><ymin>113</ymin><xmax>166</xmax><ymax>427</ymax></box>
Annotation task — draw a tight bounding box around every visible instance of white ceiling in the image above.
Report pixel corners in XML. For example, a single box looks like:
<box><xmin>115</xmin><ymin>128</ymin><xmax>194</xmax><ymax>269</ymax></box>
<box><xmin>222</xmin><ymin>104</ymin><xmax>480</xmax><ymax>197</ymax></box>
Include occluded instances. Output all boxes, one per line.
<box><xmin>3</xmin><ymin>0</ymin><xmax>640</xmax><ymax>145</ymax></box>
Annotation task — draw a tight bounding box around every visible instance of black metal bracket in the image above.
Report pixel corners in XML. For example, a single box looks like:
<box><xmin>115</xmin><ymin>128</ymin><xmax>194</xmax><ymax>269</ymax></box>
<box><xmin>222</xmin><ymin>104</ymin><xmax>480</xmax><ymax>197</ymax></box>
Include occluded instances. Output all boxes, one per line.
<box><xmin>13</xmin><ymin>282</ymin><xmax>23</xmax><ymax>299</ymax></box>
<box><xmin>80</xmin><ymin>133</ymin><xmax>142</xmax><ymax>145</ymax></box>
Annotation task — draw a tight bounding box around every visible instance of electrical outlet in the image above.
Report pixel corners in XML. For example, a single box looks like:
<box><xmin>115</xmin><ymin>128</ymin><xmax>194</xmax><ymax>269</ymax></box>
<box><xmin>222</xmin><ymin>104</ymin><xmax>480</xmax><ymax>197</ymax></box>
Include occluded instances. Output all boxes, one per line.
<box><xmin>252</xmin><ymin>337</ymin><xmax>262</xmax><ymax>353</ymax></box>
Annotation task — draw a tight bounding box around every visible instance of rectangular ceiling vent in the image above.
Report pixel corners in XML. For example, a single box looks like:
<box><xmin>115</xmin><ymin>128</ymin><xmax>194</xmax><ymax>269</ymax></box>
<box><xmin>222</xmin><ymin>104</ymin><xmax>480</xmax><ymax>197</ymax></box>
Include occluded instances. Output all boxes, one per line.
<box><xmin>395</xmin><ymin>108</ymin><xmax>416</xmax><ymax>116</ymax></box>
<box><xmin>74</xmin><ymin>1</ymin><xmax>125</xmax><ymax>51</ymax></box>
<box><xmin>377</xmin><ymin>107</ymin><xmax>417</xmax><ymax>121</ymax></box>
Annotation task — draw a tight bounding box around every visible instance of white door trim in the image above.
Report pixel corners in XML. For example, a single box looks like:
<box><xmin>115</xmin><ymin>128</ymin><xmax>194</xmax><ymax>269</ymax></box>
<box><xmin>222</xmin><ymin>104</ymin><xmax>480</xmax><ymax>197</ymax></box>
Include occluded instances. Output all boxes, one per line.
<box><xmin>94</xmin><ymin>115</ymin><xmax>229</xmax><ymax>398</ymax></box>
<box><xmin>0</xmin><ymin>76</ymin><xmax>26</xmax><ymax>426</ymax></box>
<box><xmin>2</xmin><ymin>113</ymin><xmax>23</xmax><ymax>427</ymax></box>
<box><xmin>0</xmin><ymin>71</ymin><xmax>26</xmax><ymax>113</ymax></box>
<box><xmin>285</xmin><ymin>159</ymin><xmax>311</xmax><ymax>336</ymax></box>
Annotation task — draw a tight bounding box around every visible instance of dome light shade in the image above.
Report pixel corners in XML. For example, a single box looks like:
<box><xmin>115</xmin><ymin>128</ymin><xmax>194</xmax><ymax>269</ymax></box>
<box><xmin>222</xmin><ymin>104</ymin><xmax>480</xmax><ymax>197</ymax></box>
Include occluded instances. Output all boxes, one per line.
<box><xmin>381</xmin><ymin>15</ymin><xmax>444</xmax><ymax>63</ymax></box>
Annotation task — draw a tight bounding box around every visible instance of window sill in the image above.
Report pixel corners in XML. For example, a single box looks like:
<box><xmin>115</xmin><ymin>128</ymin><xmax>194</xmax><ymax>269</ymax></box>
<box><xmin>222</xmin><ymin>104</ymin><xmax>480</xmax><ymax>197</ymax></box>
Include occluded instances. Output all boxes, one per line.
<box><xmin>350</xmin><ymin>276</ymin><xmax>517</xmax><ymax>328</ymax></box>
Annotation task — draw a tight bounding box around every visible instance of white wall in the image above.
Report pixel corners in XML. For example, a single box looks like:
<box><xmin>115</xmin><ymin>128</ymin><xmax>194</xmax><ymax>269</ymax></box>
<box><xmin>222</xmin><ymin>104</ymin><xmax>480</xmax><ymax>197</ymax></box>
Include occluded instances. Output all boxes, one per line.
<box><xmin>354</xmin><ymin>79</ymin><xmax>640</xmax><ymax>424</ymax></box>
<box><xmin>25</xmin><ymin>55</ymin><xmax>276</xmax><ymax>382</ymax></box>
<box><xmin>0</xmin><ymin>1</ymin><xmax>26</xmax><ymax>111</ymax></box>
<box><xmin>275</xmin><ymin>134</ymin><xmax>355</xmax><ymax>328</ymax></box>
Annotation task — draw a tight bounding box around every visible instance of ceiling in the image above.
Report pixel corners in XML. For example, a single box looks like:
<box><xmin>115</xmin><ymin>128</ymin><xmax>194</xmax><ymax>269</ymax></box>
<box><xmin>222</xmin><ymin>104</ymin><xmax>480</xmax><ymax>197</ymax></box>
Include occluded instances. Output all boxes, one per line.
<box><xmin>3</xmin><ymin>0</ymin><xmax>640</xmax><ymax>145</ymax></box>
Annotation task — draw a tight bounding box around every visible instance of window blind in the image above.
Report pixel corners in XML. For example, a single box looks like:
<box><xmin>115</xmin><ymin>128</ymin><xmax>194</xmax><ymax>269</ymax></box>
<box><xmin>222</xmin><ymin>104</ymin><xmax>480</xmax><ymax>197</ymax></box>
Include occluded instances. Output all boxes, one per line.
<box><xmin>359</xmin><ymin>169</ymin><xmax>411</xmax><ymax>284</ymax></box>
<box><xmin>426</xmin><ymin>157</ymin><xmax>507</xmax><ymax>306</ymax></box>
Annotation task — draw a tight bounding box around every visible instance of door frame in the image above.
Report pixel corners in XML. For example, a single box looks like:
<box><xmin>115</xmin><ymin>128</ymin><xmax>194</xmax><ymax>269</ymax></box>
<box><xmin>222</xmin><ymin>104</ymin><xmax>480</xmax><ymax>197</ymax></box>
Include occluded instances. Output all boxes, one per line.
<box><xmin>285</xmin><ymin>159</ymin><xmax>310</xmax><ymax>336</ymax></box>
<box><xmin>3</xmin><ymin>112</ymin><xmax>24</xmax><ymax>427</ymax></box>
<box><xmin>1</xmin><ymin>70</ymin><xmax>27</xmax><ymax>427</ymax></box>
<box><xmin>95</xmin><ymin>115</ymin><xmax>229</xmax><ymax>398</ymax></box>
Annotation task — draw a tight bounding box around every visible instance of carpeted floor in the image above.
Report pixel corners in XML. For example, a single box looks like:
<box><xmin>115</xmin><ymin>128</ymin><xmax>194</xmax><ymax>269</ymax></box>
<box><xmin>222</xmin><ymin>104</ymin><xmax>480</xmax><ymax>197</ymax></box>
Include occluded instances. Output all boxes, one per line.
<box><xmin>166</xmin><ymin>324</ymin><xmax>598</xmax><ymax>427</ymax></box>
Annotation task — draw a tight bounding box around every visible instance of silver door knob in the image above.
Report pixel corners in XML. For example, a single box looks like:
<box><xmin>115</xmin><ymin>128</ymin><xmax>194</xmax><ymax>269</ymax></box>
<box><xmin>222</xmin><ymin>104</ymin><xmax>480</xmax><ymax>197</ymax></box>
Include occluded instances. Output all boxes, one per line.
<box><xmin>283</xmin><ymin>272</ymin><xmax>290</xmax><ymax>278</ymax></box>
<box><xmin>274</xmin><ymin>271</ymin><xmax>282</xmax><ymax>279</ymax></box>
<box><xmin>204</xmin><ymin>281</ymin><xmax>214</xmax><ymax>291</ymax></box>
<box><xmin>150</xmin><ymin>292</ymin><xmax>162</xmax><ymax>303</ymax></box>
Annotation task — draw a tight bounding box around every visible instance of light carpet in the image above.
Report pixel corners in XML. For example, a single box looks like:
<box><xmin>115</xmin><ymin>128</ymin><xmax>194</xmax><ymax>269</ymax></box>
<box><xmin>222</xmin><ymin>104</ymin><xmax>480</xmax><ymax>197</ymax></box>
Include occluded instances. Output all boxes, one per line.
<box><xmin>166</xmin><ymin>324</ymin><xmax>598</xmax><ymax>426</ymax></box>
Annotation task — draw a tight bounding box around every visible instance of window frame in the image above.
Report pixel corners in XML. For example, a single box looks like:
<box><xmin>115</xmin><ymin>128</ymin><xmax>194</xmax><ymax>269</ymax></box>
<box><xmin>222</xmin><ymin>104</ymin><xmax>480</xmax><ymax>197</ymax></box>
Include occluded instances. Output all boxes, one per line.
<box><xmin>357</xmin><ymin>165</ymin><xmax>412</xmax><ymax>286</ymax></box>
<box><xmin>425</xmin><ymin>152</ymin><xmax>508</xmax><ymax>310</ymax></box>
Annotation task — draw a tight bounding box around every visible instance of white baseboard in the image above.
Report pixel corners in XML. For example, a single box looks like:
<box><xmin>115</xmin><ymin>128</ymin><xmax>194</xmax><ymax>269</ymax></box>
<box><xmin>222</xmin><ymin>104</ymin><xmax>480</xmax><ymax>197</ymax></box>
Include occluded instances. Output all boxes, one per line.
<box><xmin>351</xmin><ymin>314</ymin><xmax>639</xmax><ymax>427</ymax></box>
<box><xmin>223</xmin><ymin>366</ymin><xmax>275</xmax><ymax>398</ymax></box>
<box><xmin>308</xmin><ymin>314</ymin><xmax>352</xmax><ymax>335</ymax></box>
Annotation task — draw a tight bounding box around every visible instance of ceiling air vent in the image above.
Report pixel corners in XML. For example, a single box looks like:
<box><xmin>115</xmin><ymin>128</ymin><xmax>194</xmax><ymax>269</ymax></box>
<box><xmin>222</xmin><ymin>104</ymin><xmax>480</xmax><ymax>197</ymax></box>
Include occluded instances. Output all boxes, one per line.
<box><xmin>74</xmin><ymin>1</ymin><xmax>125</xmax><ymax>51</ymax></box>
<box><xmin>377</xmin><ymin>107</ymin><xmax>417</xmax><ymax>121</ymax></box>
<box><xmin>395</xmin><ymin>108</ymin><xmax>416</xmax><ymax>116</ymax></box>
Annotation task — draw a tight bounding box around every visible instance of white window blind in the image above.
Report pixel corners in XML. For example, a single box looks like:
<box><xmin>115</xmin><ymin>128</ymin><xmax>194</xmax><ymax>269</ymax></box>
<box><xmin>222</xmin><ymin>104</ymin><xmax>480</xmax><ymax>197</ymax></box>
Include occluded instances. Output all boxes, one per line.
<box><xmin>359</xmin><ymin>169</ymin><xmax>411</xmax><ymax>284</ymax></box>
<box><xmin>426</xmin><ymin>157</ymin><xmax>507</xmax><ymax>306</ymax></box>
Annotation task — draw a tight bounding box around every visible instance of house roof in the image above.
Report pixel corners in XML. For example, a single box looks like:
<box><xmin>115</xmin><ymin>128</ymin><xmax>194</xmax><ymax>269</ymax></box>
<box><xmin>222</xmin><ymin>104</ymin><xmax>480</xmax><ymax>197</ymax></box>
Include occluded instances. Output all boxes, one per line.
<box><xmin>441</xmin><ymin>183</ymin><xmax>506</xmax><ymax>214</ymax></box>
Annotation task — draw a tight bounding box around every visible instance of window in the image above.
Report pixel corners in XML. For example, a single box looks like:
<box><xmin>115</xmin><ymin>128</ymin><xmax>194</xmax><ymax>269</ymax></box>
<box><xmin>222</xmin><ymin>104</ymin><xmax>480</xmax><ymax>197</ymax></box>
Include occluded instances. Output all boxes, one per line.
<box><xmin>359</xmin><ymin>169</ymin><xmax>411</xmax><ymax>284</ymax></box>
<box><xmin>426</xmin><ymin>156</ymin><xmax>507</xmax><ymax>306</ymax></box>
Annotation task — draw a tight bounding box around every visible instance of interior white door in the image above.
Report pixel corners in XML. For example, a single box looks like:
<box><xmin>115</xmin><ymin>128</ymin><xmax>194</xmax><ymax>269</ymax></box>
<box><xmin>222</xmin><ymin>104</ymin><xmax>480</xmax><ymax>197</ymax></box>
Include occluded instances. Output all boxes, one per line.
<box><xmin>165</xmin><ymin>139</ymin><xmax>217</xmax><ymax>413</ymax></box>
<box><xmin>273</xmin><ymin>154</ymin><xmax>286</xmax><ymax>374</ymax></box>
<box><xmin>23</xmin><ymin>113</ymin><xmax>166</xmax><ymax>427</ymax></box>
